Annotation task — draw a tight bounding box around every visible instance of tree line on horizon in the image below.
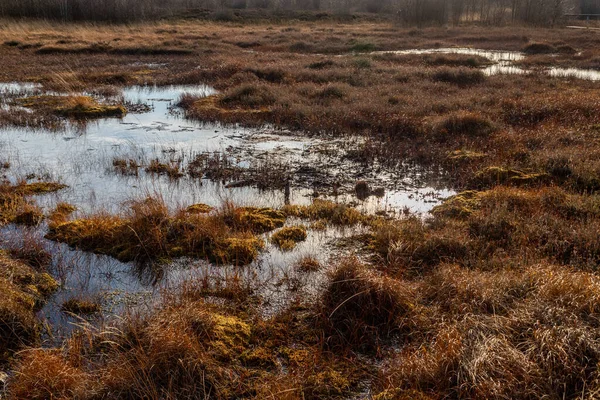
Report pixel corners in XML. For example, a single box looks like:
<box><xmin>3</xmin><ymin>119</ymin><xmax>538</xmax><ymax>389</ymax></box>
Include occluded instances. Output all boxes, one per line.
<box><xmin>0</xmin><ymin>0</ymin><xmax>594</xmax><ymax>25</ymax></box>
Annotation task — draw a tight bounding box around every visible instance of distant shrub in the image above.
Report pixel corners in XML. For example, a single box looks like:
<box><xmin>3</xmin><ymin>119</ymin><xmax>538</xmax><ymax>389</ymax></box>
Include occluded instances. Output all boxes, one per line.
<box><xmin>522</xmin><ymin>42</ymin><xmax>556</xmax><ymax>54</ymax></box>
<box><xmin>431</xmin><ymin>68</ymin><xmax>485</xmax><ymax>86</ymax></box>
<box><xmin>289</xmin><ymin>41</ymin><xmax>314</xmax><ymax>52</ymax></box>
<box><xmin>307</xmin><ymin>60</ymin><xmax>336</xmax><ymax>69</ymax></box>
<box><xmin>247</xmin><ymin>68</ymin><xmax>286</xmax><ymax>83</ymax></box>
<box><xmin>212</xmin><ymin>10</ymin><xmax>236</xmax><ymax>21</ymax></box>
<box><xmin>434</xmin><ymin>112</ymin><xmax>497</xmax><ymax>139</ymax></box>
<box><xmin>350</xmin><ymin>42</ymin><xmax>376</xmax><ymax>53</ymax></box>
<box><xmin>314</xmin><ymin>85</ymin><xmax>345</xmax><ymax>100</ymax></box>
<box><xmin>220</xmin><ymin>85</ymin><xmax>276</xmax><ymax>108</ymax></box>
<box><xmin>352</xmin><ymin>58</ymin><xmax>372</xmax><ymax>69</ymax></box>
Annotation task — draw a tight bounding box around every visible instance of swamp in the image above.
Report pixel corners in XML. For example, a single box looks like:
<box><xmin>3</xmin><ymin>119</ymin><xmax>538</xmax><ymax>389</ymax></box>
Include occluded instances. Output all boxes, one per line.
<box><xmin>0</xmin><ymin>4</ymin><xmax>600</xmax><ymax>399</ymax></box>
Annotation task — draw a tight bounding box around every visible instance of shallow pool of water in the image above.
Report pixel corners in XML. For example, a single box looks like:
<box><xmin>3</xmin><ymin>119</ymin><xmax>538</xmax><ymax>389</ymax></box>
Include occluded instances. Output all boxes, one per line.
<box><xmin>0</xmin><ymin>84</ymin><xmax>451</xmax><ymax>215</ymax></box>
<box><xmin>375</xmin><ymin>47</ymin><xmax>600</xmax><ymax>81</ymax></box>
<box><xmin>0</xmin><ymin>83</ymin><xmax>453</xmax><ymax>339</ymax></box>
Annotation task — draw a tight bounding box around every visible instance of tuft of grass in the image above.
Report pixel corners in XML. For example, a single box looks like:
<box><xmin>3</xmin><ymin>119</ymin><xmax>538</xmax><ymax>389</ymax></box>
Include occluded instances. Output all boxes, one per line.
<box><xmin>283</xmin><ymin>200</ymin><xmax>367</xmax><ymax>226</ymax></box>
<box><xmin>470</xmin><ymin>166</ymin><xmax>549</xmax><ymax>189</ymax></box>
<box><xmin>186</xmin><ymin>203</ymin><xmax>214</xmax><ymax>214</ymax></box>
<box><xmin>307</xmin><ymin>60</ymin><xmax>336</xmax><ymax>69</ymax></box>
<box><xmin>0</xmin><ymin>253</ymin><xmax>58</xmax><ymax>363</ymax></box>
<box><xmin>431</xmin><ymin>67</ymin><xmax>485</xmax><ymax>86</ymax></box>
<box><xmin>146</xmin><ymin>159</ymin><xmax>183</xmax><ymax>179</ymax></box>
<box><xmin>350</xmin><ymin>42</ymin><xmax>376</xmax><ymax>53</ymax></box>
<box><xmin>14</xmin><ymin>205</ymin><xmax>44</xmax><ymax>226</ymax></box>
<box><xmin>320</xmin><ymin>258</ymin><xmax>417</xmax><ymax>351</ymax></box>
<box><xmin>220</xmin><ymin>84</ymin><xmax>276</xmax><ymax>109</ymax></box>
<box><xmin>61</xmin><ymin>298</ymin><xmax>102</xmax><ymax>315</ymax></box>
<box><xmin>295</xmin><ymin>255</ymin><xmax>322</xmax><ymax>272</ymax></box>
<box><xmin>434</xmin><ymin>111</ymin><xmax>496</xmax><ymax>140</ymax></box>
<box><xmin>112</xmin><ymin>157</ymin><xmax>139</xmax><ymax>176</ymax></box>
<box><xmin>45</xmin><ymin>198</ymin><xmax>285</xmax><ymax>266</ymax></box>
<box><xmin>1</xmin><ymin>182</ymin><xmax>67</xmax><ymax>226</ymax></box>
<box><xmin>522</xmin><ymin>42</ymin><xmax>555</xmax><ymax>54</ymax></box>
<box><xmin>8</xmin><ymin>350</ymin><xmax>89</xmax><ymax>399</ymax></box>
<box><xmin>270</xmin><ymin>226</ymin><xmax>308</xmax><ymax>251</ymax></box>
<box><xmin>20</xmin><ymin>95</ymin><xmax>126</xmax><ymax>119</ymax></box>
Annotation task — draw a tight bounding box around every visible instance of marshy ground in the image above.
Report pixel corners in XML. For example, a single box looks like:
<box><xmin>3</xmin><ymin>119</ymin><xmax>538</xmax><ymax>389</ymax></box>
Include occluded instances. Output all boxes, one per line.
<box><xmin>0</xmin><ymin>18</ymin><xmax>600</xmax><ymax>399</ymax></box>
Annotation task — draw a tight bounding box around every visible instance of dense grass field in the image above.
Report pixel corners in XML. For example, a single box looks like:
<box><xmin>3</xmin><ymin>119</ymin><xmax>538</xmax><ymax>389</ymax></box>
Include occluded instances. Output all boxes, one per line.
<box><xmin>1</xmin><ymin>18</ymin><xmax>600</xmax><ymax>399</ymax></box>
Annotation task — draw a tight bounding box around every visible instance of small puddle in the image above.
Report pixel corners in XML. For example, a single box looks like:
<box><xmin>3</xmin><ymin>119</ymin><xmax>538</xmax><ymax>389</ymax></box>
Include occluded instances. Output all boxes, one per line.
<box><xmin>374</xmin><ymin>47</ymin><xmax>600</xmax><ymax>81</ymax></box>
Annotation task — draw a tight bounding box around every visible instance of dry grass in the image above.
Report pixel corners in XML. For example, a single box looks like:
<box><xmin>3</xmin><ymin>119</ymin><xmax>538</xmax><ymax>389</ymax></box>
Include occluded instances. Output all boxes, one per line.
<box><xmin>270</xmin><ymin>226</ymin><xmax>308</xmax><ymax>251</ymax></box>
<box><xmin>45</xmin><ymin>197</ymin><xmax>286</xmax><ymax>266</ymax></box>
<box><xmin>8</xmin><ymin>349</ymin><xmax>90</xmax><ymax>399</ymax></box>
<box><xmin>2</xmin><ymin>19</ymin><xmax>600</xmax><ymax>400</ymax></box>
<box><xmin>0</xmin><ymin>181</ymin><xmax>67</xmax><ymax>226</ymax></box>
<box><xmin>0</xmin><ymin>253</ymin><xmax>58</xmax><ymax>365</ymax></box>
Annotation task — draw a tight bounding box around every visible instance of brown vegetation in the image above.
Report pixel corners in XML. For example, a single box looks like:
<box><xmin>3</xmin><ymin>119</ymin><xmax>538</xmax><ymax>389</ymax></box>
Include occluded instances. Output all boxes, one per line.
<box><xmin>45</xmin><ymin>198</ymin><xmax>285</xmax><ymax>266</ymax></box>
<box><xmin>2</xmin><ymin>19</ymin><xmax>600</xmax><ymax>400</ymax></box>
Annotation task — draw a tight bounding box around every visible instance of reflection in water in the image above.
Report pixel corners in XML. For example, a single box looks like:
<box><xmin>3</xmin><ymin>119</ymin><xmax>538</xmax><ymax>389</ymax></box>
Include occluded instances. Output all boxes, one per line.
<box><xmin>0</xmin><ymin>84</ymin><xmax>452</xmax><ymax>215</ymax></box>
<box><xmin>375</xmin><ymin>47</ymin><xmax>600</xmax><ymax>81</ymax></box>
<box><xmin>0</xmin><ymin>83</ymin><xmax>453</xmax><ymax>339</ymax></box>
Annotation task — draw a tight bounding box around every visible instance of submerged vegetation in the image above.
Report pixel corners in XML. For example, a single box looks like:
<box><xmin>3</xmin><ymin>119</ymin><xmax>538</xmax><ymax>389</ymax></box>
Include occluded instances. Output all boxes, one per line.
<box><xmin>0</xmin><ymin>18</ymin><xmax>600</xmax><ymax>400</ymax></box>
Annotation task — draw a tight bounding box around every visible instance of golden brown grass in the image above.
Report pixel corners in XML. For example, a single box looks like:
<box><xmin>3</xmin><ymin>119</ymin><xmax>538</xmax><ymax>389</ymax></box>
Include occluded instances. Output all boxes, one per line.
<box><xmin>0</xmin><ymin>181</ymin><xmax>67</xmax><ymax>226</ymax></box>
<box><xmin>46</xmin><ymin>197</ymin><xmax>281</xmax><ymax>266</ymax></box>
<box><xmin>0</xmin><ymin>253</ymin><xmax>58</xmax><ymax>365</ymax></box>
<box><xmin>2</xmin><ymin>19</ymin><xmax>600</xmax><ymax>400</ymax></box>
<box><xmin>270</xmin><ymin>226</ymin><xmax>308</xmax><ymax>251</ymax></box>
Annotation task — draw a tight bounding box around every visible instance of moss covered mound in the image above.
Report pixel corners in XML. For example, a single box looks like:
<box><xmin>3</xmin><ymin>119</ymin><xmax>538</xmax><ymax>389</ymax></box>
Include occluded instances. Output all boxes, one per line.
<box><xmin>0</xmin><ymin>182</ymin><xmax>67</xmax><ymax>226</ymax></box>
<box><xmin>46</xmin><ymin>198</ymin><xmax>284</xmax><ymax>266</ymax></box>
<box><xmin>271</xmin><ymin>226</ymin><xmax>308</xmax><ymax>251</ymax></box>
<box><xmin>19</xmin><ymin>95</ymin><xmax>126</xmax><ymax>119</ymax></box>
<box><xmin>0</xmin><ymin>253</ymin><xmax>58</xmax><ymax>363</ymax></box>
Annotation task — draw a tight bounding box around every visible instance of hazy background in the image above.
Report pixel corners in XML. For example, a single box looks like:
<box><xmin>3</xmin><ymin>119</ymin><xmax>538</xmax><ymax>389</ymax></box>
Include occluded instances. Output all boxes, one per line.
<box><xmin>0</xmin><ymin>0</ymin><xmax>598</xmax><ymax>25</ymax></box>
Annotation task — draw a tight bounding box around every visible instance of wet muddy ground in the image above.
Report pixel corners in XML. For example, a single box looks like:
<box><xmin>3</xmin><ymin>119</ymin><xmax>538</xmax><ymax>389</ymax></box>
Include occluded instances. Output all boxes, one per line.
<box><xmin>0</xmin><ymin>81</ymin><xmax>450</xmax><ymax>339</ymax></box>
<box><xmin>1</xmin><ymin>44</ymin><xmax>599</xmax><ymax>344</ymax></box>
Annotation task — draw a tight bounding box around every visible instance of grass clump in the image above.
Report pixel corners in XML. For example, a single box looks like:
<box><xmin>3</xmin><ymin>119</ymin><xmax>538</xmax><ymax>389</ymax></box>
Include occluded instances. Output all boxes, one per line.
<box><xmin>112</xmin><ymin>157</ymin><xmax>139</xmax><ymax>176</ymax></box>
<box><xmin>470</xmin><ymin>166</ymin><xmax>549</xmax><ymax>189</ymax></box>
<box><xmin>295</xmin><ymin>255</ymin><xmax>322</xmax><ymax>272</ymax></box>
<box><xmin>45</xmin><ymin>198</ymin><xmax>284</xmax><ymax>266</ymax></box>
<box><xmin>320</xmin><ymin>258</ymin><xmax>417</xmax><ymax>351</ymax></box>
<box><xmin>283</xmin><ymin>200</ymin><xmax>366</xmax><ymax>226</ymax></box>
<box><xmin>0</xmin><ymin>253</ymin><xmax>58</xmax><ymax>364</ymax></box>
<box><xmin>146</xmin><ymin>159</ymin><xmax>183</xmax><ymax>179</ymax></box>
<box><xmin>61</xmin><ymin>298</ymin><xmax>101</xmax><ymax>315</ymax></box>
<box><xmin>522</xmin><ymin>42</ymin><xmax>556</xmax><ymax>54</ymax></box>
<box><xmin>13</xmin><ymin>182</ymin><xmax>67</xmax><ymax>195</ymax></box>
<box><xmin>270</xmin><ymin>226</ymin><xmax>308</xmax><ymax>251</ymax></box>
<box><xmin>0</xmin><ymin>181</ymin><xmax>67</xmax><ymax>226</ymax></box>
<box><xmin>431</xmin><ymin>67</ymin><xmax>485</xmax><ymax>86</ymax></box>
<box><xmin>220</xmin><ymin>84</ymin><xmax>276</xmax><ymax>108</ymax></box>
<box><xmin>307</xmin><ymin>60</ymin><xmax>336</xmax><ymax>69</ymax></box>
<box><xmin>225</xmin><ymin>205</ymin><xmax>286</xmax><ymax>233</ymax></box>
<box><xmin>48</xmin><ymin>202</ymin><xmax>76</xmax><ymax>228</ymax></box>
<box><xmin>186</xmin><ymin>203</ymin><xmax>214</xmax><ymax>214</ymax></box>
<box><xmin>431</xmin><ymin>190</ymin><xmax>482</xmax><ymax>219</ymax></box>
<box><xmin>350</xmin><ymin>42</ymin><xmax>376</xmax><ymax>52</ymax></box>
<box><xmin>434</xmin><ymin>111</ymin><xmax>496</xmax><ymax>140</ymax></box>
<box><xmin>14</xmin><ymin>205</ymin><xmax>44</xmax><ymax>226</ymax></box>
<box><xmin>8</xmin><ymin>350</ymin><xmax>89</xmax><ymax>399</ymax></box>
<box><xmin>446</xmin><ymin>149</ymin><xmax>486</xmax><ymax>162</ymax></box>
<box><xmin>20</xmin><ymin>95</ymin><xmax>126</xmax><ymax>119</ymax></box>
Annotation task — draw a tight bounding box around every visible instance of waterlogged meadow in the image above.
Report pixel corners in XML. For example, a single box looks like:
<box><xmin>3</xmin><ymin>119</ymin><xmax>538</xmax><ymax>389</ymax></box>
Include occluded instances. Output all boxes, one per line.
<box><xmin>0</xmin><ymin>20</ymin><xmax>600</xmax><ymax>400</ymax></box>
